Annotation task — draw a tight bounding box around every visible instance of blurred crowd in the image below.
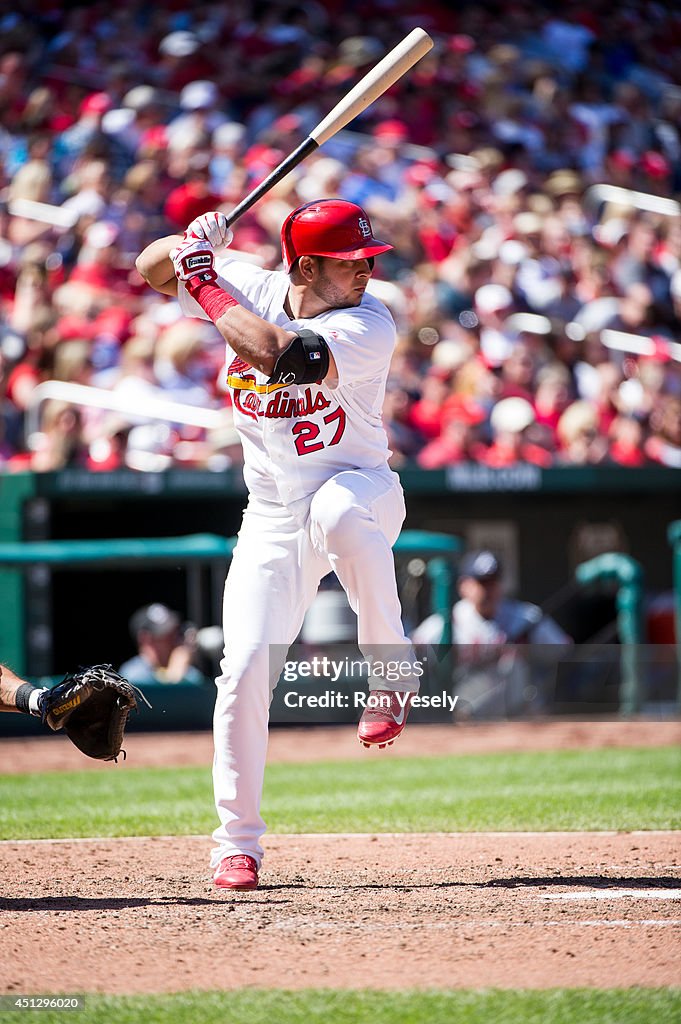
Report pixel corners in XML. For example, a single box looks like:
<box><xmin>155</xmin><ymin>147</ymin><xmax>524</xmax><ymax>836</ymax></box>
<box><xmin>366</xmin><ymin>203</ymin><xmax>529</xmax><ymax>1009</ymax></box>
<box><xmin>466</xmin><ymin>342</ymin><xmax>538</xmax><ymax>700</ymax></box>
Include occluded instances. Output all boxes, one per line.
<box><xmin>1</xmin><ymin>0</ymin><xmax>681</xmax><ymax>473</ymax></box>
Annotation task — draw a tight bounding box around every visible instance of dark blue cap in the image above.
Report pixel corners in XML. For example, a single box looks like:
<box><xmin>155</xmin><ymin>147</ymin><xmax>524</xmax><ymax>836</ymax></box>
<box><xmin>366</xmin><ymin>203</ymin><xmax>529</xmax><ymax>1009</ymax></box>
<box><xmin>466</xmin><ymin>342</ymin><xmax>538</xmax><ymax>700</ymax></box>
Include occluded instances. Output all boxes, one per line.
<box><xmin>459</xmin><ymin>550</ymin><xmax>502</xmax><ymax>580</ymax></box>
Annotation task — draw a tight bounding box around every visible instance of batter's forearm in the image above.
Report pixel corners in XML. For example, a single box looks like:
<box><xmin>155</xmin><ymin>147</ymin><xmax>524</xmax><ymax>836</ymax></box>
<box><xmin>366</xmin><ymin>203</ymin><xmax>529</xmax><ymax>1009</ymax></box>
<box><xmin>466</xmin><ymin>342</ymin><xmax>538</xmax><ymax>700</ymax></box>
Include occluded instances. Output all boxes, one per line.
<box><xmin>136</xmin><ymin>235</ymin><xmax>183</xmax><ymax>295</ymax></box>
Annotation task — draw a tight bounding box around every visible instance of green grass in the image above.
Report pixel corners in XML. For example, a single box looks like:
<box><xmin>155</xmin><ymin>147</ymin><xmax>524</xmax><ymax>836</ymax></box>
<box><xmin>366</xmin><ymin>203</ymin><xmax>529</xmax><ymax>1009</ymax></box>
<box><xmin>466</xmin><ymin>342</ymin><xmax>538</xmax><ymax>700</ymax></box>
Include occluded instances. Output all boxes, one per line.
<box><xmin>1</xmin><ymin>746</ymin><xmax>679</xmax><ymax>840</ymax></box>
<box><xmin>0</xmin><ymin>988</ymin><xmax>679</xmax><ymax>1024</ymax></box>
<box><xmin>264</xmin><ymin>745</ymin><xmax>681</xmax><ymax>833</ymax></box>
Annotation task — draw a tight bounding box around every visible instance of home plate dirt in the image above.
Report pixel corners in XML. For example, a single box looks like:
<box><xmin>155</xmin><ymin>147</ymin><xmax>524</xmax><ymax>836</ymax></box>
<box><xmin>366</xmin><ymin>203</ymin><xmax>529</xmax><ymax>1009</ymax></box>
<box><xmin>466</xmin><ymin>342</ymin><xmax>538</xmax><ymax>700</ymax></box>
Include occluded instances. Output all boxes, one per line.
<box><xmin>2</xmin><ymin>721</ymin><xmax>679</xmax><ymax>994</ymax></box>
<box><xmin>1</xmin><ymin>831</ymin><xmax>679</xmax><ymax>993</ymax></box>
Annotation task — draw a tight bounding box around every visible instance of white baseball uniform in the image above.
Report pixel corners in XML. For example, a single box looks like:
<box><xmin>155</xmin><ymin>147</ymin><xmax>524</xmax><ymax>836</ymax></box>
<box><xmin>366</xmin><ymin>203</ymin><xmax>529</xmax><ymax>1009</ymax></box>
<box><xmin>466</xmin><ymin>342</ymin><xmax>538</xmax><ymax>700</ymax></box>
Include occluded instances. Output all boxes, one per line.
<box><xmin>177</xmin><ymin>256</ymin><xmax>418</xmax><ymax>867</ymax></box>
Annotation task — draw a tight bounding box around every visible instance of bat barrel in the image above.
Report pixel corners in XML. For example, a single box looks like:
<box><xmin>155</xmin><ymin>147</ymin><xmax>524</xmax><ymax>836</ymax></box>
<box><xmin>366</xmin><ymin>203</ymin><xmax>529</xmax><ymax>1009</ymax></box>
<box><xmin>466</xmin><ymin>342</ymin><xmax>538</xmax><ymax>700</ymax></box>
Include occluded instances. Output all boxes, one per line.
<box><xmin>310</xmin><ymin>27</ymin><xmax>433</xmax><ymax>146</ymax></box>
<box><xmin>222</xmin><ymin>28</ymin><xmax>433</xmax><ymax>229</ymax></box>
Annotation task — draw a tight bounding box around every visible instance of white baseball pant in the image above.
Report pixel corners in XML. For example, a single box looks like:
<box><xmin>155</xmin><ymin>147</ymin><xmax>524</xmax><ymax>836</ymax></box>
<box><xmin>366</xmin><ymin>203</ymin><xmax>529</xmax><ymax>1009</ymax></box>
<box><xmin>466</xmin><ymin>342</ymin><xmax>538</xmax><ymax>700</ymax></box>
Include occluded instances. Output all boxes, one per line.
<box><xmin>211</xmin><ymin>465</ymin><xmax>417</xmax><ymax>868</ymax></box>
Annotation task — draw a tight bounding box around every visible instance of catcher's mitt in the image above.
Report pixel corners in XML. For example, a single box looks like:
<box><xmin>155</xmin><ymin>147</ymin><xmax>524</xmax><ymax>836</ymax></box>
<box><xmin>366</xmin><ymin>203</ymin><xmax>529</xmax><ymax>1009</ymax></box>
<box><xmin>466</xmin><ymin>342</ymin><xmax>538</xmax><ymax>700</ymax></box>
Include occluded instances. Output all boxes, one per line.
<box><xmin>38</xmin><ymin>664</ymin><xmax>149</xmax><ymax>761</ymax></box>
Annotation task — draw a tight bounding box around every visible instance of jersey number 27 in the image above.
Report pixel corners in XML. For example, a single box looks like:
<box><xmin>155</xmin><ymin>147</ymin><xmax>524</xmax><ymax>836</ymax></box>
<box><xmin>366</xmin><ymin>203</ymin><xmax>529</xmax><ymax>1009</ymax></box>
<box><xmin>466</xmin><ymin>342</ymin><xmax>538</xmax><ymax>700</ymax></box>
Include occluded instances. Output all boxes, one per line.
<box><xmin>292</xmin><ymin>406</ymin><xmax>346</xmax><ymax>456</ymax></box>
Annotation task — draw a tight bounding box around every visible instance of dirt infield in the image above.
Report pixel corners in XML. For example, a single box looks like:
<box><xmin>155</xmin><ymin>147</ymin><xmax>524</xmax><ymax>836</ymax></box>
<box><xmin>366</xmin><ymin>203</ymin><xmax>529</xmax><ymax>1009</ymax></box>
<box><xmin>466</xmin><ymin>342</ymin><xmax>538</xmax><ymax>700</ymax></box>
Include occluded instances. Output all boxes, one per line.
<box><xmin>1</xmin><ymin>831</ymin><xmax>679</xmax><ymax>993</ymax></box>
<box><xmin>2</xmin><ymin>720</ymin><xmax>681</xmax><ymax>994</ymax></box>
<box><xmin>3</xmin><ymin>718</ymin><xmax>680</xmax><ymax>773</ymax></box>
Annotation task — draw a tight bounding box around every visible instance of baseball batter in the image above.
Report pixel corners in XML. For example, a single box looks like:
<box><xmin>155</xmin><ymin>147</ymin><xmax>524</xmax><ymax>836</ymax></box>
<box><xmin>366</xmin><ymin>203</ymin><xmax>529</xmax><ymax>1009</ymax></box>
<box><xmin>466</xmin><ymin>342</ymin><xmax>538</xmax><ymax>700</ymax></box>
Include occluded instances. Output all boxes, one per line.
<box><xmin>136</xmin><ymin>201</ymin><xmax>419</xmax><ymax>890</ymax></box>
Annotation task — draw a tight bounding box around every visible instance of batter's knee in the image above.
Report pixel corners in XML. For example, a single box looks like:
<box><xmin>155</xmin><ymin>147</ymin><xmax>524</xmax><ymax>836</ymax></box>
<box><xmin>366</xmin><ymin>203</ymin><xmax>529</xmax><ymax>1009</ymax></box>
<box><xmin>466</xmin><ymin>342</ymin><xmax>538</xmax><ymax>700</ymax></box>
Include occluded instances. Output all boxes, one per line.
<box><xmin>310</xmin><ymin>486</ymin><xmax>372</xmax><ymax>557</ymax></box>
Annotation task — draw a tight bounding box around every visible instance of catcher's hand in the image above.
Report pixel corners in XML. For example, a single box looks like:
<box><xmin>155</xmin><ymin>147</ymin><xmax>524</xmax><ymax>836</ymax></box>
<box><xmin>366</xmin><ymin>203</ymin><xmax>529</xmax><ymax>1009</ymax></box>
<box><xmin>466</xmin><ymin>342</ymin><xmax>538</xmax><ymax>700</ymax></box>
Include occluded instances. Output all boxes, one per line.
<box><xmin>38</xmin><ymin>665</ymin><xmax>149</xmax><ymax>762</ymax></box>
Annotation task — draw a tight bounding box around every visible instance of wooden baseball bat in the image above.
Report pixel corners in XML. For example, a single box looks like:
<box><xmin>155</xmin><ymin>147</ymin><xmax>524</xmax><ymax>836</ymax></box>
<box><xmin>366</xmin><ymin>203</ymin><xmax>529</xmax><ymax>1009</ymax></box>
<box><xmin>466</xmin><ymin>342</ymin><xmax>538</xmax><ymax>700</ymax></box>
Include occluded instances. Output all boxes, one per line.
<box><xmin>223</xmin><ymin>27</ymin><xmax>434</xmax><ymax>228</ymax></box>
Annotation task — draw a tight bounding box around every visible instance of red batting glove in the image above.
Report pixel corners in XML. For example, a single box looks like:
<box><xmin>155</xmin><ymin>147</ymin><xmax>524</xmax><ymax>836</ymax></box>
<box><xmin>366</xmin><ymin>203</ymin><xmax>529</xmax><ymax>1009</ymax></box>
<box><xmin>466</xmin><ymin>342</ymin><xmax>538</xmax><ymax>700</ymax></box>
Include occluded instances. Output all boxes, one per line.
<box><xmin>169</xmin><ymin>237</ymin><xmax>240</xmax><ymax>320</ymax></box>
<box><xmin>170</xmin><ymin>238</ymin><xmax>218</xmax><ymax>293</ymax></box>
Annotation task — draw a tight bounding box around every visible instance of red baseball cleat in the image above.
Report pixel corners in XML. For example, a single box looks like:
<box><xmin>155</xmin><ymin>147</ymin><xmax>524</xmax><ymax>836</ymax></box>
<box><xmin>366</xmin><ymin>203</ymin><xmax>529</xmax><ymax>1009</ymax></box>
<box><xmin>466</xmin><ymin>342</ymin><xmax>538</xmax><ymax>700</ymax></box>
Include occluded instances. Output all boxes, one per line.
<box><xmin>213</xmin><ymin>854</ymin><xmax>259</xmax><ymax>890</ymax></box>
<box><xmin>357</xmin><ymin>690</ymin><xmax>413</xmax><ymax>749</ymax></box>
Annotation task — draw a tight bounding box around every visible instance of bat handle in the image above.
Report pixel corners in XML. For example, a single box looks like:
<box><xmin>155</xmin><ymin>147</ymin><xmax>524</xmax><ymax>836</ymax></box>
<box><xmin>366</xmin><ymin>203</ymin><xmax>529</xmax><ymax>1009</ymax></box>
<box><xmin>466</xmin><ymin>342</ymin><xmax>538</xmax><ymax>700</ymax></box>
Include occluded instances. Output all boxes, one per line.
<box><xmin>223</xmin><ymin>137</ymin><xmax>318</xmax><ymax>229</ymax></box>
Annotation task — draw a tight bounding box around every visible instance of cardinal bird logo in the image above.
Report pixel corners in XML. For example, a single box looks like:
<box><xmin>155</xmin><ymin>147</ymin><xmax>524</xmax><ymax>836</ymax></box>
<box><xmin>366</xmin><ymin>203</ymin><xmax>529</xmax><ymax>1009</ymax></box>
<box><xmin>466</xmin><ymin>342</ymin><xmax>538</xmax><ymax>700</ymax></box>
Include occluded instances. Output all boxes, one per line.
<box><xmin>228</xmin><ymin>356</ymin><xmax>252</xmax><ymax>375</ymax></box>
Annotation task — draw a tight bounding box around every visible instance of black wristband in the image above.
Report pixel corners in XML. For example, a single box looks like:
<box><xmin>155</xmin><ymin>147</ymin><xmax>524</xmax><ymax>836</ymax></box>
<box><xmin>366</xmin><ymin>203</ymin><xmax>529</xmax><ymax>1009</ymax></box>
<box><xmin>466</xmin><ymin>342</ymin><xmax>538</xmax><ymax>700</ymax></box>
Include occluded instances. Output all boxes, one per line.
<box><xmin>15</xmin><ymin>682</ymin><xmax>37</xmax><ymax>716</ymax></box>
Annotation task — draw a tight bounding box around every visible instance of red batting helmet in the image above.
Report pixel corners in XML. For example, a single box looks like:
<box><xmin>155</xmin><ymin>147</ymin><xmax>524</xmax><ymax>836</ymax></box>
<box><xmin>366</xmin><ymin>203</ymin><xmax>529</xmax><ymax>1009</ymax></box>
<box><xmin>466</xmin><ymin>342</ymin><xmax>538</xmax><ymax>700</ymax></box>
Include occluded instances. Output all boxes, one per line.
<box><xmin>281</xmin><ymin>199</ymin><xmax>393</xmax><ymax>272</ymax></box>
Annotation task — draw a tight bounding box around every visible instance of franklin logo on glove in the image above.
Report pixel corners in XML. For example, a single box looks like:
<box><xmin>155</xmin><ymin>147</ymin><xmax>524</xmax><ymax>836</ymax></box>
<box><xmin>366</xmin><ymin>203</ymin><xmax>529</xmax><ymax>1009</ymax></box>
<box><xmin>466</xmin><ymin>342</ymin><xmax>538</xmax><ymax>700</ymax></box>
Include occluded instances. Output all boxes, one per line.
<box><xmin>186</xmin><ymin>253</ymin><xmax>214</xmax><ymax>270</ymax></box>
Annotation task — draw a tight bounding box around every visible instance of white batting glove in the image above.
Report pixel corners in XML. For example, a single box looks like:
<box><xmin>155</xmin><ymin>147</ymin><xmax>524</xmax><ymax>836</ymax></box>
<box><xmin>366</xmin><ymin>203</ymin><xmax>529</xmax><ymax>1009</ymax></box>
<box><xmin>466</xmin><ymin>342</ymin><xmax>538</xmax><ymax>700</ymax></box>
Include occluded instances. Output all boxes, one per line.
<box><xmin>170</xmin><ymin>237</ymin><xmax>218</xmax><ymax>287</ymax></box>
<box><xmin>185</xmin><ymin>211</ymin><xmax>234</xmax><ymax>250</ymax></box>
